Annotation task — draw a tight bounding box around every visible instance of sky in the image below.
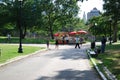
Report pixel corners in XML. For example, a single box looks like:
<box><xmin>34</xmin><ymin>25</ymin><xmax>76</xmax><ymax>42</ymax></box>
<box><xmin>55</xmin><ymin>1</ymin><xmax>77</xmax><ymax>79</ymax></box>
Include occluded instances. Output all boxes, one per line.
<box><xmin>77</xmin><ymin>0</ymin><xmax>104</xmax><ymax>18</ymax></box>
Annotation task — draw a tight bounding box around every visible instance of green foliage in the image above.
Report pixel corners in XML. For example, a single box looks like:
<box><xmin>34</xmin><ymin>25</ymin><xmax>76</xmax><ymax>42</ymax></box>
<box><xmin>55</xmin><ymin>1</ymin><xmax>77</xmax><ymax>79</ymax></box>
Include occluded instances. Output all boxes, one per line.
<box><xmin>88</xmin><ymin>15</ymin><xmax>112</xmax><ymax>36</ymax></box>
<box><xmin>0</xmin><ymin>0</ymin><xmax>85</xmax><ymax>39</ymax></box>
<box><xmin>96</xmin><ymin>43</ymin><xmax>120</xmax><ymax>80</ymax></box>
<box><xmin>103</xmin><ymin>0</ymin><xmax>120</xmax><ymax>42</ymax></box>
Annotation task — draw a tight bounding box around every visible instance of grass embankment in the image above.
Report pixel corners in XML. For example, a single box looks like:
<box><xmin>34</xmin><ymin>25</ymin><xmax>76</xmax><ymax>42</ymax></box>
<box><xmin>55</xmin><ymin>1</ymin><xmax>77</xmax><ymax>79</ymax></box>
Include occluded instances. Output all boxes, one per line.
<box><xmin>94</xmin><ymin>42</ymin><xmax>120</xmax><ymax>80</ymax></box>
<box><xmin>0</xmin><ymin>44</ymin><xmax>44</xmax><ymax>63</ymax></box>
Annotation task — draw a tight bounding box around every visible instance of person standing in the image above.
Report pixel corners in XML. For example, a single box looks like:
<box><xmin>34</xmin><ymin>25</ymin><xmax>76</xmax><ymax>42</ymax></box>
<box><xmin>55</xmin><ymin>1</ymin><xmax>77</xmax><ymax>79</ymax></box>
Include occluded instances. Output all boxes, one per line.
<box><xmin>46</xmin><ymin>39</ymin><xmax>49</xmax><ymax>50</ymax></box>
<box><xmin>55</xmin><ymin>38</ymin><xmax>59</xmax><ymax>49</ymax></box>
<box><xmin>75</xmin><ymin>36</ymin><xmax>80</xmax><ymax>49</ymax></box>
<box><xmin>101</xmin><ymin>36</ymin><xmax>107</xmax><ymax>53</ymax></box>
<box><xmin>7</xmin><ymin>34</ymin><xmax>11</xmax><ymax>43</ymax></box>
<box><xmin>80</xmin><ymin>37</ymin><xmax>83</xmax><ymax>46</ymax></box>
<box><xmin>65</xmin><ymin>36</ymin><xmax>69</xmax><ymax>44</ymax></box>
<box><xmin>62</xmin><ymin>36</ymin><xmax>65</xmax><ymax>45</ymax></box>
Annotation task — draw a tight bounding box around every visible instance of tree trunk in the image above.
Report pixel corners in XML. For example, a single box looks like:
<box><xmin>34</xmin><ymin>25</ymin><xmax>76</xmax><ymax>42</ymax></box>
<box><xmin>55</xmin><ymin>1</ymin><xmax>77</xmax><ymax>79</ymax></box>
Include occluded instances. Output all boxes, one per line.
<box><xmin>112</xmin><ymin>20</ymin><xmax>118</xmax><ymax>42</ymax></box>
<box><xmin>50</xmin><ymin>25</ymin><xmax>54</xmax><ymax>39</ymax></box>
<box><xmin>48</xmin><ymin>15</ymin><xmax>54</xmax><ymax>39</ymax></box>
<box><xmin>22</xmin><ymin>25</ymin><xmax>27</xmax><ymax>39</ymax></box>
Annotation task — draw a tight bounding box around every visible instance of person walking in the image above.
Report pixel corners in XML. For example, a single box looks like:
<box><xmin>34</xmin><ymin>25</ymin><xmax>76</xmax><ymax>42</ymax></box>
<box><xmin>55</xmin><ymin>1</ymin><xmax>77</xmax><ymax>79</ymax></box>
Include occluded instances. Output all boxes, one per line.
<box><xmin>75</xmin><ymin>36</ymin><xmax>80</xmax><ymax>49</ymax></box>
<box><xmin>101</xmin><ymin>36</ymin><xmax>107</xmax><ymax>53</ymax></box>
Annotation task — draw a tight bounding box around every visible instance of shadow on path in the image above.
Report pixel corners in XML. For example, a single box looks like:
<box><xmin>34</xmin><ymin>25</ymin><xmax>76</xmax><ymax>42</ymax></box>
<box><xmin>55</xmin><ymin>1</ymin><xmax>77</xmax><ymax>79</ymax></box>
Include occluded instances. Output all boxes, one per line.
<box><xmin>36</xmin><ymin>69</ymin><xmax>100</xmax><ymax>80</ymax></box>
<box><xmin>45</xmin><ymin>47</ymin><xmax>88</xmax><ymax>60</ymax></box>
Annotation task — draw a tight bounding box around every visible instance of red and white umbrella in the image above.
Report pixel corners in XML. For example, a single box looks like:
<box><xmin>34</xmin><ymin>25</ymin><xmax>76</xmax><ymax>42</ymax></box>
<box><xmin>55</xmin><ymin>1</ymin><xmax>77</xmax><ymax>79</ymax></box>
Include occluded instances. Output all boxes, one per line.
<box><xmin>69</xmin><ymin>31</ymin><xmax>77</xmax><ymax>35</ymax></box>
<box><xmin>77</xmin><ymin>30</ymin><xmax>87</xmax><ymax>34</ymax></box>
<box><xmin>54</xmin><ymin>33</ymin><xmax>59</xmax><ymax>37</ymax></box>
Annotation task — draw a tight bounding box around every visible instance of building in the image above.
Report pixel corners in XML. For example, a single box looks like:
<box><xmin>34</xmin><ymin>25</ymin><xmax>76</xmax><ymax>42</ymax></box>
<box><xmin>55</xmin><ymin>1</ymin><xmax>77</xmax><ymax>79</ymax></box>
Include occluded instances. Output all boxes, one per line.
<box><xmin>87</xmin><ymin>7</ymin><xmax>100</xmax><ymax>21</ymax></box>
<box><xmin>82</xmin><ymin>12</ymin><xmax>87</xmax><ymax>23</ymax></box>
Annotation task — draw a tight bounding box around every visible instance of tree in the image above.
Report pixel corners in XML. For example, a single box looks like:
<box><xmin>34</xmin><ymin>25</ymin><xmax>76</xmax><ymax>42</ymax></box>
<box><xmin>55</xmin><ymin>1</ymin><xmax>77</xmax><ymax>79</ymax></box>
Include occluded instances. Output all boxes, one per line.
<box><xmin>0</xmin><ymin>0</ymin><xmax>84</xmax><ymax>39</ymax></box>
<box><xmin>37</xmin><ymin>0</ymin><xmax>80</xmax><ymax>39</ymax></box>
<box><xmin>88</xmin><ymin>16</ymin><xmax>111</xmax><ymax>37</ymax></box>
<box><xmin>103</xmin><ymin>0</ymin><xmax>120</xmax><ymax>42</ymax></box>
<box><xmin>0</xmin><ymin>0</ymin><xmax>16</xmax><ymax>35</ymax></box>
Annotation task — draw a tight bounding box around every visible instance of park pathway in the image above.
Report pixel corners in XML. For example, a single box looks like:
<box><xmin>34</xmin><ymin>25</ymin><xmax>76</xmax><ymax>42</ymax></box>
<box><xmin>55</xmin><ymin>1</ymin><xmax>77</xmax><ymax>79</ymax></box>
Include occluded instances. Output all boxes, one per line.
<box><xmin>0</xmin><ymin>44</ymin><xmax>101</xmax><ymax>80</ymax></box>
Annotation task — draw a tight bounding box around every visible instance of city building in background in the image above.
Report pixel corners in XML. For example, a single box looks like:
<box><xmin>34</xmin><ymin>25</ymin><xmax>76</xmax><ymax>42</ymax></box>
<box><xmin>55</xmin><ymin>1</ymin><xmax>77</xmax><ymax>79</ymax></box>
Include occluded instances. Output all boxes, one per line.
<box><xmin>82</xmin><ymin>12</ymin><xmax>87</xmax><ymax>24</ymax></box>
<box><xmin>87</xmin><ymin>7</ymin><xmax>100</xmax><ymax>21</ymax></box>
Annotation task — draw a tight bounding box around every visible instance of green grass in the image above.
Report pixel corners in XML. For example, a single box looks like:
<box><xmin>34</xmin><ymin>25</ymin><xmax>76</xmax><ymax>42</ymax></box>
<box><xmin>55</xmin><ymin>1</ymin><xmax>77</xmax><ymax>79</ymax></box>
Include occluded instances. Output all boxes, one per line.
<box><xmin>95</xmin><ymin>43</ymin><xmax>120</xmax><ymax>80</ymax></box>
<box><xmin>0</xmin><ymin>44</ymin><xmax>44</xmax><ymax>63</ymax></box>
<box><xmin>0</xmin><ymin>37</ymin><xmax>55</xmax><ymax>44</ymax></box>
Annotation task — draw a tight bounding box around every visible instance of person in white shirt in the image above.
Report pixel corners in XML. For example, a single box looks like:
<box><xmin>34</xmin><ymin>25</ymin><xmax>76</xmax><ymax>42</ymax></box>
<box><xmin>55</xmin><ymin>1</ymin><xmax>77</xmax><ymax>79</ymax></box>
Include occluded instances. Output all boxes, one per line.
<box><xmin>65</xmin><ymin>36</ymin><xmax>69</xmax><ymax>44</ymax></box>
<box><xmin>75</xmin><ymin>36</ymin><xmax>80</xmax><ymax>49</ymax></box>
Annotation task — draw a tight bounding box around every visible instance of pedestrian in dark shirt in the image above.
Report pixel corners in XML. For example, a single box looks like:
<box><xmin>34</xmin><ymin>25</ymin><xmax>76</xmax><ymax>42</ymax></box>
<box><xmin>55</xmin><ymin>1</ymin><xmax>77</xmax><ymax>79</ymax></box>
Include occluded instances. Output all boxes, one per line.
<box><xmin>46</xmin><ymin>39</ymin><xmax>49</xmax><ymax>50</ymax></box>
<box><xmin>101</xmin><ymin>36</ymin><xmax>107</xmax><ymax>53</ymax></box>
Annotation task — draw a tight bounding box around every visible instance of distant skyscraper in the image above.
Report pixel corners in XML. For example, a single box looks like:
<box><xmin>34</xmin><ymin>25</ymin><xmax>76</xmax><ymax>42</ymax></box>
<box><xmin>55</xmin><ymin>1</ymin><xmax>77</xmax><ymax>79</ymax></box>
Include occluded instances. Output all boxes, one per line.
<box><xmin>87</xmin><ymin>7</ymin><xmax>100</xmax><ymax>21</ymax></box>
<box><xmin>83</xmin><ymin>12</ymin><xmax>87</xmax><ymax>23</ymax></box>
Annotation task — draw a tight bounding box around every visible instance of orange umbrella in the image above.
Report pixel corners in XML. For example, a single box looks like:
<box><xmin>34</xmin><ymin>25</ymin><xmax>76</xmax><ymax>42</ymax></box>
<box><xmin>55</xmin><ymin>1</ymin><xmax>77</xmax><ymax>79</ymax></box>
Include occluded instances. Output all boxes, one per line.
<box><xmin>77</xmin><ymin>30</ymin><xmax>87</xmax><ymax>34</ymax></box>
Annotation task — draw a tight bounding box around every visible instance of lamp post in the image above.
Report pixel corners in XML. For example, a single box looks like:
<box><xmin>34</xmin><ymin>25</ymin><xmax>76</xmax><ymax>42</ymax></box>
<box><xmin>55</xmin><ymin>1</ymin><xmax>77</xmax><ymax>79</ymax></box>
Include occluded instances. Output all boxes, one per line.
<box><xmin>18</xmin><ymin>0</ymin><xmax>23</xmax><ymax>53</ymax></box>
<box><xmin>94</xmin><ymin>23</ymin><xmax>97</xmax><ymax>39</ymax></box>
<box><xmin>93</xmin><ymin>23</ymin><xmax>97</xmax><ymax>48</ymax></box>
<box><xmin>91</xmin><ymin>23</ymin><xmax>97</xmax><ymax>49</ymax></box>
<box><xmin>109</xmin><ymin>17</ymin><xmax>112</xmax><ymax>45</ymax></box>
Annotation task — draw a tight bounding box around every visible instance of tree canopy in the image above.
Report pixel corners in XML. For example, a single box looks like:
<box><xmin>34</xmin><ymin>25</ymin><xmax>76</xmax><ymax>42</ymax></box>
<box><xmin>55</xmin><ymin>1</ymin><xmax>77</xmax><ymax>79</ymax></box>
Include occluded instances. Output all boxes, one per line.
<box><xmin>0</xmin><ymin>0</ymin><xmax>87</xmax><ymax>39</ymax></box>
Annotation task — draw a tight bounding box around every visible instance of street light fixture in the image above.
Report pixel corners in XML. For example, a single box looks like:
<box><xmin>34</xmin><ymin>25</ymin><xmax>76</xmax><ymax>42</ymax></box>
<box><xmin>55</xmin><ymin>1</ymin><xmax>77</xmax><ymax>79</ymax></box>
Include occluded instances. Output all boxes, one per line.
<box><xmin>109</xmin><ymin>17</ymin><xmax>112</xmax><ymax>45</ymax></box>
<box><xmin>18</xmin><ymin>0</ymin><xmax>23</xmax><ymax>53</ymax></box>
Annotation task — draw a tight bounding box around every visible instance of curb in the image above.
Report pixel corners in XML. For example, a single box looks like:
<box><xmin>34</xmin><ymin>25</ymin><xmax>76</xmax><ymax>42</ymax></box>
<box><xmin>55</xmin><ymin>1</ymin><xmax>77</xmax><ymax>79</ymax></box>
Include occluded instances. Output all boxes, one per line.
<box><xmin>86</xmin><ymin>49</ymin><xmax>107</xmax><ymax>80</ymax></box>
<box><xmin>0</xmin><ymin>49</ymin><xmax>47</xmax><ymax>67</ymax></box>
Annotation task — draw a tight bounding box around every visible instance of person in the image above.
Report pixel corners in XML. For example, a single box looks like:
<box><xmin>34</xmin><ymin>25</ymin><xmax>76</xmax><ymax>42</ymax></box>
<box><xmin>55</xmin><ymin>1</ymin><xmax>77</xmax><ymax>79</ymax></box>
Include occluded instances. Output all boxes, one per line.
<box><xmin>65</xmin><ymin>36</ymin><xmax>69</xmax><ymax>44</ymax></box>
<box><xmin>75</xmin><ymin>36</ymin><xmax>80</xmax><ymax>49</ymax></box>
<box><xmin>101</xmin><ymin>36</ymin><xmax>107</xmax><ymax>53</ymax></box>
<box><xmin>46</xmin><ymin>39</ymin><xmax>49</xmax><ymax>50</ymax></box>
<box><xmin>62</xmin><ymin>36</ymin><xmax>65</xmax><ymax>45</ymax></box>
<box><xmin>80</xmin><ymin>37</ymin><xmax>83</xmax><ymax>46</ymax></box>
<box><xmin>7</xmin><ymin>34</ymin><xmax>11</xmax><ymax>43</ymax></box>
<box><xmin>55</xmin><ymin>38</ymin><xmax>59</xmax><ymax>49</ymax></box>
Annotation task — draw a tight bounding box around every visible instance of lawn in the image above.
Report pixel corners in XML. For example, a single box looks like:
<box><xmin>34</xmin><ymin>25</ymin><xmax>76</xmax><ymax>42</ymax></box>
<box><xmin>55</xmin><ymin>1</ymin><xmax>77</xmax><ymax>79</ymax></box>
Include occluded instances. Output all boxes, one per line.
<box><xmin>0</xmin><ymin>44</ymin><xmax>44</xmax><ymax>63</ymax></box>
<box><xmin>0</xmin><ymin>36</ymin><xmax>55</xmax><ymax>44</ymax></box>
<box><xmin>95</xmin><ymin>43</ymin><xmax>120</xmax><ymax>80</ymax></box>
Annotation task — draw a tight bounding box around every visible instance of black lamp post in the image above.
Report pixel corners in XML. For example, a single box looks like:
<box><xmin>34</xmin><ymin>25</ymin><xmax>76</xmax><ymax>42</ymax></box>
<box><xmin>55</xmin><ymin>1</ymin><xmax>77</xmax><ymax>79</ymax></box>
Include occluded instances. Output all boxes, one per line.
<box><xmin>18</xmin><ymin>0</ymin><xmax>23</xmax><ymax>53</ymax></box>
<box><xmin>93</xmin><ymin>23</ymin><xmax>97</xmax><ymax>48</ymax></box>
<box><xmin>94</xmin><ymin>23</ymin><xmax>97</xmax><ymax>39</ymax></box>
<box><xmin>109</xmin><ymin>18</ymin><xmax>112</xmax><ymax>45</ymax></box>
<box><xmin>91</xmin><ymin>23</ymin><xmax>97</xmax><ymax>49</ymax></box>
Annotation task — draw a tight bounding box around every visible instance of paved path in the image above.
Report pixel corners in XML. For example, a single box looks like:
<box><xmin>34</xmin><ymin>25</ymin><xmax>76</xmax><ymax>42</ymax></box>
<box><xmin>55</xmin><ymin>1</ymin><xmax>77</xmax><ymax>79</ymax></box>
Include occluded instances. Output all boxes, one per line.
<box><xmin>0</xmin><ymin>44</ymin><xmax>101</xmax><ymax>80</ymax></box>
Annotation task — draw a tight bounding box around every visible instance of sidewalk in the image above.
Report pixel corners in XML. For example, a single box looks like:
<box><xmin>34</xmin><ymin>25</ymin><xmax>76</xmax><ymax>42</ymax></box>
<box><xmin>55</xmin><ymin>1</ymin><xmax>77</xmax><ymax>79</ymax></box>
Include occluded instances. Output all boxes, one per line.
<box><xmin>0</xmin><ymin>43</ymin><xmax>101</xmax><ymax>80</ymax></box>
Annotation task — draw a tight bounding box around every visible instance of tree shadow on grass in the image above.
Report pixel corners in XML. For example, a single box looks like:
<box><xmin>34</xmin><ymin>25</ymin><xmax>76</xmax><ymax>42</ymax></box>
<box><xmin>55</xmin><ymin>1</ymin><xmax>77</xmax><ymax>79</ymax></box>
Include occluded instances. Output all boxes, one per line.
<box><xmin>36</xmin><ymin>69</ymin><xmax>101</xmax><ymax>80</ymax></box>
